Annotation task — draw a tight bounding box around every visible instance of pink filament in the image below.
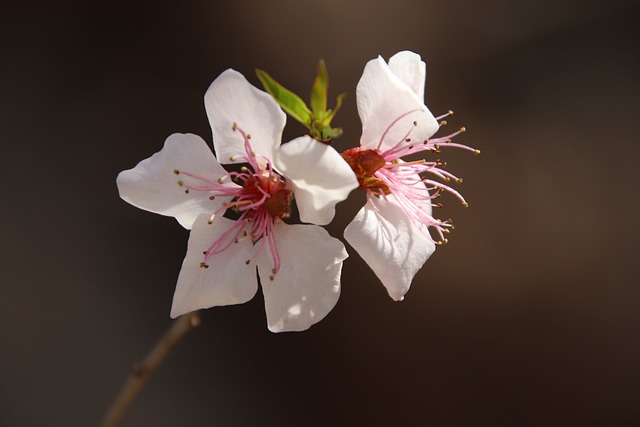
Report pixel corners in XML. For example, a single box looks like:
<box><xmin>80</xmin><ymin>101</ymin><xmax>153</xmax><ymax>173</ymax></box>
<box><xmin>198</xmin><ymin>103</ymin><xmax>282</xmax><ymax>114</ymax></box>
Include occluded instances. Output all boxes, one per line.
<box><xmin>179</xmin><ymin>123</ymin><xmax>286</xmax><ymax>274</ymax></box>
<box><xmin>367</xmin><ymin>109</ymin><xmax>475</xmax><ymax>243</ymax></box>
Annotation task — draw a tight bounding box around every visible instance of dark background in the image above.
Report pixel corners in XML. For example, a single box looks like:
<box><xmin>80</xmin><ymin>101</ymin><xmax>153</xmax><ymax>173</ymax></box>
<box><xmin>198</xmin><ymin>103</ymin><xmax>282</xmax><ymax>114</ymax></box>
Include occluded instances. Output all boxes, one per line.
<box><xmin>2</xmin><ymin>1</ymin><xmax>639</xmax><ymax>426</ymax></box>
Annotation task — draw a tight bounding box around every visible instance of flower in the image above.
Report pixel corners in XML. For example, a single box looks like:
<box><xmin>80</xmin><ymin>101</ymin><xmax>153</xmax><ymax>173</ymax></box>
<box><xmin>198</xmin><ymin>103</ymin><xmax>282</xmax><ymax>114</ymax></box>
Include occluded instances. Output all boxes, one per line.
<box><xmin>117</xmin><ymin>69</ymin><xmax>358</xmax><ymax>332</ymax></box>
<box><xmin>342</xmin><ymin>51</ymin><xmax>478</xmax><ymax>301</ymax></box>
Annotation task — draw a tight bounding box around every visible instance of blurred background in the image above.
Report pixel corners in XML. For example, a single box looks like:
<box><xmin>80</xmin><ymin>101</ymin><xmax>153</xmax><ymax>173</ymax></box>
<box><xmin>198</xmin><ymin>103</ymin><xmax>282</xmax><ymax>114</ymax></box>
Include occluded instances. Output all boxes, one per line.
<box><xmin>2</xmin><ymin>0</ymin><xmax>639</xmax><ymax>425</ymax></box>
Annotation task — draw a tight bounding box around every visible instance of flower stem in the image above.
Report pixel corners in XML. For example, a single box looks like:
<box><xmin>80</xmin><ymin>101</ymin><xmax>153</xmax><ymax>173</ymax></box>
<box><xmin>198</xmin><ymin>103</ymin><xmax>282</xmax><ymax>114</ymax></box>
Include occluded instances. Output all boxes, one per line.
<box><xmin>101</xmin><ymin>311</ymin><xmax>201</xmax><ymax>427</ymax></box>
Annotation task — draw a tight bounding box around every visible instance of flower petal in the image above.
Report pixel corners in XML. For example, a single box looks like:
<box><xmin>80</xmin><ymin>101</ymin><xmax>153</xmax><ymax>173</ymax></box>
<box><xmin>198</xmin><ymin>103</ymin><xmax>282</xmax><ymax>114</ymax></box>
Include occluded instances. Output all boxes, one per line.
<box><xmin>388</xmin><ymin>51</ymin><xmax>426</xmax><ymax>102</ymax></box>
<box><xmin>344</xmin><ymin>194</ymin><xmax>436</xmax><ymax>301</ymax></box>
<box><xmin>204</xmin><ymin>69</ymin><xmax>286</xmax><ymax>166</ymax></box>
<box><xmin>116</xmin><ymin>133</ymin><xmax>235</xmax><ymax>229</ymax></box>
<box><xmin>356</xmin><ymin>56</ymin><xmax>438</xmax><ymax>152</ymax></box>
<box><xmin>170</xmin><ymin>214</ymin><xmax>258</xmax><ymax>318</ymax></box>
<box><xmin>257</xmin><ymin>222</ymin><xmax>347</xmax><ymax>332</ymax></box>
<box><xmin>274</xmin><ymin>136</ymin><xmax>358</xmax><ymax>225</ymax></box>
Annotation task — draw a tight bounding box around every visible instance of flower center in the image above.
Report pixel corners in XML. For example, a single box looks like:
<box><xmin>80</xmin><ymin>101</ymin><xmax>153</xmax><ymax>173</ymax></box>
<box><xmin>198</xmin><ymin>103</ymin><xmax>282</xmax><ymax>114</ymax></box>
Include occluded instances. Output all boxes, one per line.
<box><xmin>240</xmin><ymin>174</ymin><xmax>291</xmax><ymax>219</ymax></box>
<box><xmin>341</xmin><ymin>147</ymin><xmax>391</xmax><ymax>195</ymax></box>
<box><xmin>173</xmin><ymin>123</ymin><xmax>293</xmax><ymax>279</ymax></box>
<box><xmin>344</xmin><ymin>109</ymin><xmax>479</xmax><ymax>245</ymax></box>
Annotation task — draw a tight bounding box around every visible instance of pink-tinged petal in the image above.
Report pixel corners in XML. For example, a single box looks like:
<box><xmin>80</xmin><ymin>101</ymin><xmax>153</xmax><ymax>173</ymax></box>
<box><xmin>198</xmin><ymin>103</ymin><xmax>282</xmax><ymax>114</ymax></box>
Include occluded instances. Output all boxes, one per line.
<box><xmin>388</xmin><ymin>51</ymin><xmax>426</xmax><ymax>102</ymax></box>
<box><xmin>356</xmin><ymin>56</ymin><xmax>438</xmax><ymax>152</ymax></box>
<box><xmin>344</xmin><ymin>194</ymin><xmax>435</xmax><ymax>301</ymax></box>
<box><xmin>204</xmin><ymin>69</ymin><xmax>286</xmax><ymax>166</ymax></box>
<box><xmin>116</xmin><ymin>133</ymin><xmax>235</xmax><ymax>229</ymax></box>
<box><xmin>257</xmin><ymin>222</ymin><xmax>347</xmax><ymax>332</ymax></box>
<box><xmin>170</xmin><ymin>214</ymin><xmax>258</xmax><ymax>318</ymax></box>
<box><xmin>275</xmin><ymin>136</ymin><xmax>358</xmax><ymax>225</ymax></box>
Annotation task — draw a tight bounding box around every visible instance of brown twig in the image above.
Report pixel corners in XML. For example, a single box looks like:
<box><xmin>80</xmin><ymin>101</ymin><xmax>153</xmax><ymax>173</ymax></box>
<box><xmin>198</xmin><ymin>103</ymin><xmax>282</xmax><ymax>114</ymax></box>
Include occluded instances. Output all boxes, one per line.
<box><xmin>101</xmin><ymin>311</ymin><xmax>201</xmax><ymax>427</ymax></box>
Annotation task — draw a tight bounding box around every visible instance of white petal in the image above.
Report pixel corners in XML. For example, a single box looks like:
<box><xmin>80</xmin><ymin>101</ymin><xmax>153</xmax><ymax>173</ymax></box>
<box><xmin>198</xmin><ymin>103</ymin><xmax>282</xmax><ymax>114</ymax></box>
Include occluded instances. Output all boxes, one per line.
<box><xmin>171</xmin><ymin>214</ymin><xmax>258</xmax><ymax>318</ymax></box>
<box><xmin>116</xmin><ymin>133</ymin><xmax>235</xmax><ymax>229</ymax></box>
<box><xmin>344</xmin><ymin>194</ymin><xmax>435</xmax><ymax>301</ymax></box>
<box><xmin>257</xmin><ymin>222</ymin><xmax>347</xmax><ymax>332</ymax></box>
<box><xmin>356</xmin><ymin>56</ymin><xmax>438</xmax><ymax>152</ymax></box>
<box><xmin>388</xmin><ymin>51</ymin><xmax>426</xmax><ymax>102</ymax></box>
<box><xmin>205</xmin><ymin>69</ymin><xmax>286</xmax><ymax>167</ymax></box>
<box><xmin>275</xmin><ymin>136</ymin><xmax>358</xmax><ymax>225</ymax></box>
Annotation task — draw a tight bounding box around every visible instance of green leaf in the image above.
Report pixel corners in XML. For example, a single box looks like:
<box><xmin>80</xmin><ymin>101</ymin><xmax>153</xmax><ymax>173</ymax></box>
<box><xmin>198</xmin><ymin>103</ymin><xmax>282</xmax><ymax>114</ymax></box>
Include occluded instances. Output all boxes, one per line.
<box><xmin>321</xmin><ymin>126</ymin><xmax>343</xmax><ymax>141</ymax></box>
<box><xmin>310</xmin><ymin>60</ymin><xmax>328</xmax><ymax>118</ymax></box>
<box><xmin>255</xmin><ymin>69</ymin><xmax>312</xmax><ymax>127</ymax></box>
<box><xmin>323</xmin><ymin>92</ymin><xmax>347</xmax><ymax>126</ymax></box>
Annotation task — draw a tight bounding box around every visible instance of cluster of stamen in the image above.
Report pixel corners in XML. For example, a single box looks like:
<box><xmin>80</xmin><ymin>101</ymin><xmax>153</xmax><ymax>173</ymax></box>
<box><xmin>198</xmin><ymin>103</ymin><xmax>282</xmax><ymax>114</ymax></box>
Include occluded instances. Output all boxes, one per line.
<box><xmin>342</xmin><ymin>109</ymin><xmax>479</xmax><ymax>245</ymax></box>
<box><xmin>174</xmin><ymin>123</ymin><xmax>292</xmax><ymax>279</ymax></box>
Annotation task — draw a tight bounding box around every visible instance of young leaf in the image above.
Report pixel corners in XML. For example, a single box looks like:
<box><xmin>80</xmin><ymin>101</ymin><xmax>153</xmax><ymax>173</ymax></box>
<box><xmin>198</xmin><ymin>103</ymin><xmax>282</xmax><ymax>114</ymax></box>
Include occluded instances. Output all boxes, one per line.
<box><xmin>323</xmin><ymin>92</ymin><xmax>347</xmax><ymax>126</ymax></box>
<box><xmin>256</xmin><ymin>69</ymin><xmax>312</xmax><ymax>128</ymax></box>
<box><xmin>321</xmin><ymin>126</ymin><xmax>343</xmax><ymax>141</ymax></box>
<box><xmin>310</xmin><ymin>60</ymin><xmax>328</xmax><ymax>118</ymax></box>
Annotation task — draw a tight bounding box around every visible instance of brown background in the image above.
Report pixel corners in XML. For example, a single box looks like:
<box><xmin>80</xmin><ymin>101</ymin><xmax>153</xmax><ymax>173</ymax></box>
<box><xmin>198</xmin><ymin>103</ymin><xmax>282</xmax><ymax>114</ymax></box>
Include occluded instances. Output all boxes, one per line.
<box><xmin>2</xmin><ymin>0</ymin><xmax>639</xmax><ymax>425</ymax></box>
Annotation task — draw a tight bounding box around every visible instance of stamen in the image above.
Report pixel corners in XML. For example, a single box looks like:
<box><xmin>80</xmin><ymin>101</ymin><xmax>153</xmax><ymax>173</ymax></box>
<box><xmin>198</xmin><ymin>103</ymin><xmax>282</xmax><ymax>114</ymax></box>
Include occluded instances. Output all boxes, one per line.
<box><xmin>347</xmin><ymin>111</ymin><xmax>477</xmax><ymax>245</ymax></box>
<box><xmin>179</xmin><ymin>123</ymin><xmax>292</xmax><ymax>276</ymax></box>
<box><xmin>435</xmin><ymin>109</ymin><xmax>454</xmax><ymax>121</ymax></box>
<box><xmin>377</xmin><ymin>108</ymin><xmax>422</xmax><ymax>150</ymax></box>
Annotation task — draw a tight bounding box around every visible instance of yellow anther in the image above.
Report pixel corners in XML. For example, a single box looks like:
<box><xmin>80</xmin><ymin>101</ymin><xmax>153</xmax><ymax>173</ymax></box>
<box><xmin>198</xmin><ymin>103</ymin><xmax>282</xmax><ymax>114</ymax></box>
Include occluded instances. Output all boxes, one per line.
<box><xmin>462</xmin><ymin>202</ymin><xmax>469</xmax><ymax>207</ymax></box>
<box><xmin>448</xmin><ymin>109</ymin><xmax>454</xmax><ymax>115</ymax></box>
<box><xmin>413</xmin><ymin>121</ymin><xmax>418</xmax><ymax>126</ymax></box>
<box><xmin>247</xmin><ymin>134</ymin><xmax>252</xmax><ymax>139</ymax></box>
<box><xmin>231</xmin><ymin>122</ymin><xmax>237</xmax><ymax>131</ymax></box>
<box><xmin>218</xmin><ymin>178</ymin><xmax>224</xmax><ymax>184</ymax></box>
<box><xmin>230</xmin><ymin>156</ymin><xmax>236</xmax><ymax>161</ymax></box>
<box><xmin>241</xmin><ymin>166</ymin><xmax>249</xmax><ymax>172</ymax></box>
<box><xmin>440</xmin><ymin>120</ymin><xmax>447</xmax><ymax>126</ymax></box>
<box><xmin>474</xmin><ymin>149</ymin><xmax>481</xmax><ymax>155</ymax></box>
<box><xmin>177</xmin><ymin>180</ymin><xmax>184</xmax><ymax>186</ymax></box>
<box><xmin>455</xmin><ymin>178</ymin><xmax>463</xmax><ymax>183</ymax></box>
<box><xmin>269</xmin><ymin>275</ymin><xmax>275</xmax><ymax>281</ymax></box>
<box><xmin>444</xmin><ymin>177</ymin><xmax>450</xmax><ymax>182</ymax></box>
<box><xmin>199</xmin><ymin>262</ymin><xmax>209</xmax><ymax>269</ymax></box>
<box><xmin>173</xmin><ymin>169</ymin><xmax>180</xmax><ymax>175</ymax></box>
<box><xmin>460</xmin><ymin>126</ymin><xmax>466</xmax><ymax>132</ymax></box>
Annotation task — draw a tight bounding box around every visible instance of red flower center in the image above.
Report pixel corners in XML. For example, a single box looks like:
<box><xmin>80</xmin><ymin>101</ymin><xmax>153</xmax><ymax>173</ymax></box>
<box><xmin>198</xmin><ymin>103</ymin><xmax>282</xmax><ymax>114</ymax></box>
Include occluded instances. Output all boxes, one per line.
<box><xmin>341</xmin><ymin>147</ymin><xmax>391</xmax><ymax>195</ymax></box>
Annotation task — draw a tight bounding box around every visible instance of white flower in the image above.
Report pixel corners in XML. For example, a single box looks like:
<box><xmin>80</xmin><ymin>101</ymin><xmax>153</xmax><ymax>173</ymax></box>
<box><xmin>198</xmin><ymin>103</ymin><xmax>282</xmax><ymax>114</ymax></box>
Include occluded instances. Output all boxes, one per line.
<box><xmin>342</xmin><ymin>51</ymin><xmax>478</xmax><ymax>301</ymax></box>
<box><xmin>117</xmin><ymin>69</ymin><xmax>358</xmax><ymax>332</ymax></box>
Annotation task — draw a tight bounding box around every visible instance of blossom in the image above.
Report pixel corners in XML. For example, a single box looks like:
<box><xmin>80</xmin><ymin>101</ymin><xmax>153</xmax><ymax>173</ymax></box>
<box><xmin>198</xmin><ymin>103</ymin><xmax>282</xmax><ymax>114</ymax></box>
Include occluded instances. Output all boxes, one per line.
<box><xmin>342</xmin><ymin>51</ymin><xmax>478</xmax><ymax>301</ymax></box>
<box><xmin>117</xmin><ymin>69</ymin><xmax>358</xmax><ymax>332</ymax></box>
